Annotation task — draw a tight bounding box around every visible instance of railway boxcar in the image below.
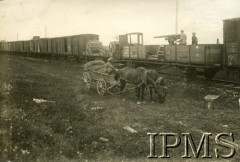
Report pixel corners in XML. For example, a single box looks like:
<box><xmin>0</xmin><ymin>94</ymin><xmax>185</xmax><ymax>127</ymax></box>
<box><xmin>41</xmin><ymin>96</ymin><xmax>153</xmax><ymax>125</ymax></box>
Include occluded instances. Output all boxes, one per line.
<box><xmin>17</xmin><ymin>41</ymin><xmax>24</xmax><ymax>52</ymax></box>
<box><xmin>223</xmin><ymin>17</ymin><xmax>240</xmax><ymax>67</ymax></box>
<box><xmin>33</xmin><ymin>40</ymin><xmax>40</xmax><ymax>53</ymax></box>
<box><xmin>5</xmin><ymin>42</ymin><xmax>10</xmax><ymax>52</ymax></box>
<box><xmin>84</xmin><ymin>40</ymin><xmax>104</xmax><ymax>56</ymax></box>
<box><xmin>39</xmin><ymin>38</ymin><xmax>48</xmax><ymax>53</ymax></box>
<box><xmin>47</xmin><ymin>38</ymin><xmax>52</xmax><ymax>53</ymax></box>
<box><xmin>65</xmin><ymin>36</ymin><xmax>72</xmax><ymax>55</ymax></box>
<box><xmin>15</xmin><ymin>42</ymin><xmax>20</xmax><ymax>52</ymax></box>
<box><xmin>70</xmin><ymin>34</ymin><xmax>99</xmax><ymax>58</ymax></box>
<box><xmin>23</xmin><ymin>41</ymin><xmax>30</xmax><ymax>52</ymax></box>
<box><xmin>56</xmin><ymin>38</ymin><xmax>65</xmax><ymax>55</ymax></box>
<box><xmin>78</xmin><ymin>34</ymin><xmax>99</xmax><ymax>57</ymax></box>
<box><xmin>29</xmin><ymin>40</ymin><xmax>34</xmax><ymax>52</ymax></box>
<box><xmin>71</xmin><ymin>36</ymin><xmax>79</xmax><ymax>55</ymax></box>
<box><xmin>51</xmin><ymin>38</ymin><xmax>57</xmax><ymax>54</ymax></box>
<box><xmin>9</xmin><ymin>42</ymin><xmax>14</xmax><ymax>52</ymax></box>
<box><xmin>0</xmin><ymin>42</ymin><xmax>3</xmax><ymax>51</ymax></box>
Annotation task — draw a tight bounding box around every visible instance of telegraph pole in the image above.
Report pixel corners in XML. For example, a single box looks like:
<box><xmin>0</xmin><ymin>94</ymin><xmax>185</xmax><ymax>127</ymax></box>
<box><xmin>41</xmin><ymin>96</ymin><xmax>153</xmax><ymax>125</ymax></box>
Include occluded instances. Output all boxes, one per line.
<box><xmin>45</xmin><ymin>25</ymin><xmax>47</xmax><ymax>38</ymax></box>
<box><xmin>17</xmin><ymin>33</ymin><xmax>18</xmax><ymax>41</ymax></box>
<box><xmin>176</xmin><ymin>0</ymin><xmax>178</xmax><ymax>34</ymax></box>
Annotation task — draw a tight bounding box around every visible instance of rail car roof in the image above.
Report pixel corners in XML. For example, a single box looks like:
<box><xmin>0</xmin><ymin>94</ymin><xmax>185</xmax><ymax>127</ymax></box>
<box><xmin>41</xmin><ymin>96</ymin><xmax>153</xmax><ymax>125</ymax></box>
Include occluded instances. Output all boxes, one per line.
<box><xmin>52</xmin><ymin>34</ymin><xmax>99</xmax><ymax>38</ymax></box>
<box><xmin>125</xmin><ymin>32</ymin><xmax>143</xmax><ymax>35</ymax></box>
<box><xmin>223</xmin><ymin>17</ymin><xmax>240</xmax><ymax>22</ymax></box>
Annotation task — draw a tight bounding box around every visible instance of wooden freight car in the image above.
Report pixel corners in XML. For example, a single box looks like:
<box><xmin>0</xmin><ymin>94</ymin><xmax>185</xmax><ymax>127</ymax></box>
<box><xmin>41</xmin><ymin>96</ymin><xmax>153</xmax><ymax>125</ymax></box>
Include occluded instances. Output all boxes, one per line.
<box><xmin>223</xmin><ymin>17</ymin><xmax>240</xmax><ymax>67</ymax></box>
<box><xmin>164</xmin><ymin>44</ymin><xmax>222</xmax><ymax>66</ymax></box>
<box><xmin>63</xmin><ymin>34</ymin><xmax>99</xmax><ymax>60</ymax></box>
<box><xmin>111</xmin><ymin>33</ymin><xmax>223</xmax><ymax>78</ymax></box>
<box><xmin>164</xmin><ymin>44</ymin><xmax>223</xmax><ymax>78</ymax></box>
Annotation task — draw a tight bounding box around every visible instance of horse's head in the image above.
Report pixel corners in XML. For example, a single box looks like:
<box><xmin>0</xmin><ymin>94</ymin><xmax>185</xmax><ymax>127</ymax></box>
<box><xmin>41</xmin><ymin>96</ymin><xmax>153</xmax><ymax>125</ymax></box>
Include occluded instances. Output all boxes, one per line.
<box><xmin>154</xmin><ymin>76</ymin><xmax>167</xmax><ymax>103</ymax></box>
<box><xmin>145</xmin><ymin>70</ymin><xmax>167</xmax><ymax>103</ymax></box>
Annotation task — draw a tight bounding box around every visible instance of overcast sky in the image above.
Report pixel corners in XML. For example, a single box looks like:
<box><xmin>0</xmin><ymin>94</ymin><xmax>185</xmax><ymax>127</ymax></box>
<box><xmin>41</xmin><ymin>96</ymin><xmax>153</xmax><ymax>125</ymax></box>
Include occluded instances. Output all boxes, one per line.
<box><xmin>0</xmin><ymin>0</ymin><xmax>239</xmax><ymax>45</ymax></box>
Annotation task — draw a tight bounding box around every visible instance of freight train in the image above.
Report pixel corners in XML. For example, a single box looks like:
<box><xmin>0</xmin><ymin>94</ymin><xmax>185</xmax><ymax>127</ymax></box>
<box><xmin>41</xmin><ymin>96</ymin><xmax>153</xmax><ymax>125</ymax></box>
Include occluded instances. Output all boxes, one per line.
<box><xmin>0</xmin><ymin>34</ymin><xmax>111</xmax><ymax>60</ymax></box>
<box><xmin>0</xmin><ymin>17</ymin><xmax>239</xmax><ymax>81</ymax></box>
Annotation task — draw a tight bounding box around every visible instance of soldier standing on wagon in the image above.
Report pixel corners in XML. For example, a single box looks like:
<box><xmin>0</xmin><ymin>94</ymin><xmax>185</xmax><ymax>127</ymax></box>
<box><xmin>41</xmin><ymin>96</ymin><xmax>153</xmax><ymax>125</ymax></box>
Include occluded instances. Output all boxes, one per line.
<box><xmin>178</xmin><ymin>30</ymin><xmax>187</xmax><ymax>45</ymax></box>
<box><xmin>192</xmin><ymin>32</ymin><xmax>198</xmax><ymax>45</ymax></box>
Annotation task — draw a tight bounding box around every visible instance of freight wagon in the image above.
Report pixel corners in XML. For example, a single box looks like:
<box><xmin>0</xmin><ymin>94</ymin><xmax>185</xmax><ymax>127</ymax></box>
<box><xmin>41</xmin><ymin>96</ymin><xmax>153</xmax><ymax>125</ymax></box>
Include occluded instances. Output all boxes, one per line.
<box><xmin>223</xmin><ymin>17</ymin><xmax>240</xmax><ymax>67</ymax></box>
<box><xmin>0</xmin><ymin>34</ymin><xmax>101</xmax><ymax>60</ymax></box>
<box><xmin>220</xmin><ymin>17</ymin><xmax>240</xmax><ymax>81</ymax></box>
<box><xmin>1</xmin><ymin>17</ymin><xmax>240</xmax><ymax>82</ymax></box>
<box><xmin>110</xmin><ymin>32</ymin><xmax>223</xmax><ymax>78</ymax></box>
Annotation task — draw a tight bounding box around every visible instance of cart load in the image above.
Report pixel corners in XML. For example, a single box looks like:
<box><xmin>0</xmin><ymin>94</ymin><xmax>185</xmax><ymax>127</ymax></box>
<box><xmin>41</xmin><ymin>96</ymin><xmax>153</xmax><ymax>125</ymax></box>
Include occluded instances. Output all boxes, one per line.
<box><xmin>84</xmin><ymin>60</ymin><xmax>115</xmax><ymax>74</ymax></box>
<box><xmin>82</xmin><ymin>60</ymin><xmax>120</xmax><ymax>95</ymax></box>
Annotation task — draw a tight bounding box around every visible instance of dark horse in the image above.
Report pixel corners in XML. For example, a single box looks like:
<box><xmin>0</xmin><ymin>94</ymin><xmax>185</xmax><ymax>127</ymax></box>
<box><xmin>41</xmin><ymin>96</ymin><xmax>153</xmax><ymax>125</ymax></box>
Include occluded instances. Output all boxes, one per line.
<box><xmin>115</xmin><ymin>67</ymin><xmax>167</xmax><ymax>103</ymax></box>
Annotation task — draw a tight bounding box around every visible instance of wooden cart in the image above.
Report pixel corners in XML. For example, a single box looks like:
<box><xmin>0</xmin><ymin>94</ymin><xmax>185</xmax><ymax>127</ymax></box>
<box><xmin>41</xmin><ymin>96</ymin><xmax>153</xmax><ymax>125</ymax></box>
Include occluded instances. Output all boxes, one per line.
<box><xmin>82</xmin><ymin>70</ymin><xmax>120</xmax><ymax>95</ymax></box>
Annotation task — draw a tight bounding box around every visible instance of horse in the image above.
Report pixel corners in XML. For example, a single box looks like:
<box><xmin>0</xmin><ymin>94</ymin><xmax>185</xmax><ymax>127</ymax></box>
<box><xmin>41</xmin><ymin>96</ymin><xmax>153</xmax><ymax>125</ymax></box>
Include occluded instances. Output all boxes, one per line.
<box><xmin>115</xmin><ymin>67</ymin><xmax>167</xmax><ymax>103</ymax></box>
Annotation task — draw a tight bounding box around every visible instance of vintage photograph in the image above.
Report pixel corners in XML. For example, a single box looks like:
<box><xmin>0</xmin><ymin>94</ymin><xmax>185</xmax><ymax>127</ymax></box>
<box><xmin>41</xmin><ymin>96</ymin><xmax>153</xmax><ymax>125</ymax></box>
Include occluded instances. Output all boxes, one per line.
<box><xmin>0</xmin><ymin>0</ymin><xmax>240</xmax><ymax>161</ymax></box>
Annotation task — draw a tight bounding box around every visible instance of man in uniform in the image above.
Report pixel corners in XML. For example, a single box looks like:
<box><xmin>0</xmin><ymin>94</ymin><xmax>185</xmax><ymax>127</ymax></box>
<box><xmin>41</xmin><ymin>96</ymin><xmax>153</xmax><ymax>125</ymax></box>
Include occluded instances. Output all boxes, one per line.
<box><xmin>178</xmin><ymin>30</ymin><xmax>187</xmax><ymax>45</ymax></box>
<box><xmin>192</xmin><ymin>32</ymin><xmax>198</xmax><ymax>45</ymax></box>
<box><xmin>105</xmin><ymin>57</ymin><xmax>117</xmax><ymax>73</ymax></box>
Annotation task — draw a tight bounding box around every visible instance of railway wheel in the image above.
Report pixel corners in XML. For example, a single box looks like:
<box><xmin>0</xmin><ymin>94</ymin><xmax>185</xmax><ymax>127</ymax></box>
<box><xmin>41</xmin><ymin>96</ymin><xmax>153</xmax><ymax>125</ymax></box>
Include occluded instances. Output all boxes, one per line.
<box><xmin>82</xmin><ymin>72</ymin><xmax>91</xmax><ymax>90</ymax></box>
<box><xmin>96</xmin><ymin>79</ymin><xmax>107</xmax><ymax>96</ymax></box>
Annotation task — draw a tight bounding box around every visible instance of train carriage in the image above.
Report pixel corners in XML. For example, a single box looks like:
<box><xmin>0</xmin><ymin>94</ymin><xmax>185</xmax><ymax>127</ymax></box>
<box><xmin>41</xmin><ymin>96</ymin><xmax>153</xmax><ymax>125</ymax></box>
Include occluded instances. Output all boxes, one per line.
<box><xmin>51</xmin><ymin>38</ymin><xmax>57</xmax><ymax>54</ymax></box>
<box><xmin>47</xmin><ymin>38</ymin><xmax>52</xmax><ymax>53</ymax></box>
<box><xmin>223</xmin><ymin>17</ymin><xmax>240</xmax><ymax>67</ymax></box>
<box><xmin>39</xmin><ymin>38</ymin><xmax>48</xmax><ymax>54</ymax></box>
<box><xmin>64</xmin><ymin>36</ymin><xmax>72</xmax><ymax>55</ymax></box>
<box><xmin>164</xmin><ymin>44</ymin><xmax>222</xmax><ymax>67</ymax></box>
<box><xmin>33</xmin><ymin>39</ymin><xmax>40</xmax><ymax>53</ymax></box>
<box><xmin>23</xmin><ymin>41</ymin><xmax>30</xmax><ymax>52</ymax></box>
<box><xmin>29</xmin><ymin>40</ymin><xmax>34</xmax><ymax>52</ymax></box>
<box><xmin>0</xmin><ymin>17</ymin><xmax>239</xmax><ymax>82</ymax></box>
<box><xmin>70</xmin><ymin>34</ymin><xmax>99</xmax><ymax>59</ymax></box>
<box><xmin>56</xmin><ymin>37</ymin><xmax>65</xmax><ymax>55</ymax></box>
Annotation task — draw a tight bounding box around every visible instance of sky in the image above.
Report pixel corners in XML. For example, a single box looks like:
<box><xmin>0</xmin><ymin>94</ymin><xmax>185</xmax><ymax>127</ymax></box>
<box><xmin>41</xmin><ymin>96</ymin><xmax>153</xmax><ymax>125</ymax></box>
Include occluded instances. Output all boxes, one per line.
<box><xmin>0</xmin><ymin>0</ymin><xmax>239</xmax><ymax>45</ymax></box>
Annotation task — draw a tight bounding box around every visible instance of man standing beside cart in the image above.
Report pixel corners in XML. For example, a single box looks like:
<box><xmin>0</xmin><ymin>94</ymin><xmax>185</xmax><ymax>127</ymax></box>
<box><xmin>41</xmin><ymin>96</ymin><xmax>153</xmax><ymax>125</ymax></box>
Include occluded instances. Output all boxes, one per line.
<box><xmin>104</xmin><ymin>57</ymin><xmax>118</xmax><ymax>74</ymax></box>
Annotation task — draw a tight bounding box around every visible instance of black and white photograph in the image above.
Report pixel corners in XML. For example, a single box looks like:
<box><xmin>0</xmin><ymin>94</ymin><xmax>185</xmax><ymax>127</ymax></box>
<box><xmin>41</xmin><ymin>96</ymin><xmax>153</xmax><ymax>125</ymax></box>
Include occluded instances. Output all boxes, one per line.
<box><xmin>0</xmin><ymin>0</ymin><xmax>240</xmax><ymax>161</ymax></box>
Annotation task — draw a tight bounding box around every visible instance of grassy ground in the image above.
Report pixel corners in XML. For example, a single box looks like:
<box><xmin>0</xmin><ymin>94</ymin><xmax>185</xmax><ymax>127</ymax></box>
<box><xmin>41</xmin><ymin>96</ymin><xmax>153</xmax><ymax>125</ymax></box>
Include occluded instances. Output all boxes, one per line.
<box><xmin>0</xmin><ymin>54</ymin><xmax>239</xmax><ymax>162</ymax></box>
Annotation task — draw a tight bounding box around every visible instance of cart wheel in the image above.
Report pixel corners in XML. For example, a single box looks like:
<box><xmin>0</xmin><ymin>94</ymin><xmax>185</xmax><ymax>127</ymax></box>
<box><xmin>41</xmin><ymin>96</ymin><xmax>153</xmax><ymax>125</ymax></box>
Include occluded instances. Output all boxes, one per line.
<box><xmin>82</xmin><ymin>72</ymin><xmax>91</xmax><ymax>90</ymax></box>
<box><xmin>96</xmin><ymin>79</ymin><xmax>107</xmax><ymax>96</ymax></box>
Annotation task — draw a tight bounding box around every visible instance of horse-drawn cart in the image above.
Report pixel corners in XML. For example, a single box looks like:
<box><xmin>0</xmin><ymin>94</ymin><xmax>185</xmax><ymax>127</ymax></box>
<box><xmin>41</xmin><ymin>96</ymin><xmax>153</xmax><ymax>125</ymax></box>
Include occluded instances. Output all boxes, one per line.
<box><xmin>82</xmin><ymin>70</ymin><xmax>119</xmax><ymax>95</ymax></box>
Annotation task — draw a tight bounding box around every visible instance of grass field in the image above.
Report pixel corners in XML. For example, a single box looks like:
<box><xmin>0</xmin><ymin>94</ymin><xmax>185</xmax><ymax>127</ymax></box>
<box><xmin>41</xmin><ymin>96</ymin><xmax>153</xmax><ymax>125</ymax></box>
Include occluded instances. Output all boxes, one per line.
<box><xmin>0</xmin><ymin>54</ymin><xmax>239</xmax><ymax>162</ymax></box>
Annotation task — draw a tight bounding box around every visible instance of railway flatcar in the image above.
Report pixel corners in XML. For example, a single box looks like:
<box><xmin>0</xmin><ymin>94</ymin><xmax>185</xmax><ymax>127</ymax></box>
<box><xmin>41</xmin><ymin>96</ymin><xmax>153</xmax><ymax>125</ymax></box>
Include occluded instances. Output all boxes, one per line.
<box><xmin>110</xmin><ymin>32</ymin><xmax>223</xmax><ymax>78</ymax></box>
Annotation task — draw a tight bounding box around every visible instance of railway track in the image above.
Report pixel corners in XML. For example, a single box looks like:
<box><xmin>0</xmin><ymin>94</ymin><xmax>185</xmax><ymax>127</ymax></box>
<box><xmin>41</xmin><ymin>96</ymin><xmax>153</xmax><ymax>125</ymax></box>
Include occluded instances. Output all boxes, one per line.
<box><xmin>158</xmin><ymin>71</ymin><xmax>240</xmax><ymax>96</ymax></box>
